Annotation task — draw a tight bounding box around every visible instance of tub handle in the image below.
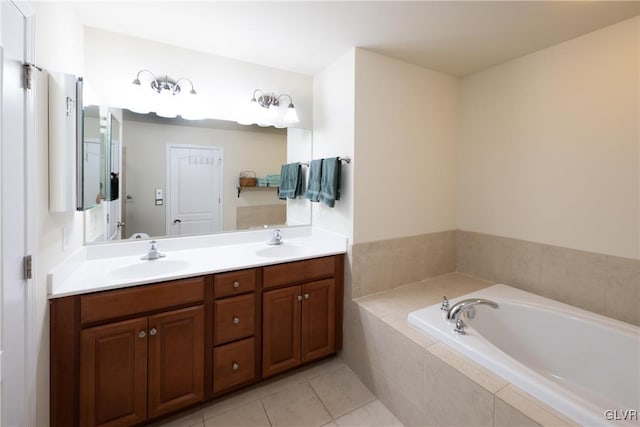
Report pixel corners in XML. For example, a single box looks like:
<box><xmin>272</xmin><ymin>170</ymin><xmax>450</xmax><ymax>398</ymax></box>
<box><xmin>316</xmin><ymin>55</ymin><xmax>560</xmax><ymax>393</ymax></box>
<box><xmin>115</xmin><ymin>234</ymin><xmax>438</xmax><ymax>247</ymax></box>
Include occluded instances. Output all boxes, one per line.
<box><xmin>453</xmin><ymin>319</ymin><xmax>467</xmax><ymax>335</ymax></box>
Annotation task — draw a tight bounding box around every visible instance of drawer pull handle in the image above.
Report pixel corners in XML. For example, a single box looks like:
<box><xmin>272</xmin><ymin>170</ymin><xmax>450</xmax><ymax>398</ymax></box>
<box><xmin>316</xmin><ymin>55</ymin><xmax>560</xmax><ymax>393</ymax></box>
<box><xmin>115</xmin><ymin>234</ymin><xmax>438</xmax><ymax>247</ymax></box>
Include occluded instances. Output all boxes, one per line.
<box><xmin>233</xmin><ymin>281</ymin><xmax>240</xmax><ymax>288</ymax></box>
<box><xmin>138</xmin><ymin>331</ymin><xmax>146</xmax><ymax>338</ymax></box>
<box><xmin>297</xmin><ymin>295</ymin><xmax>303</xmax><ymax>302</ymax></box>
<box><xmin>233</xmin><ymin>317</ymin><xmax>240</xmax><ymax>325</ymax></box>
<box><xmin>304</xmin><ymin>293</ymin><xmax>309</xmax><ymax>300</ymax></box>
<box><xmin>149</xmin><ymin>328</ymin><xmax>157</xmax><ymax>336</ymax></box>
<box><xmin>232</xmin><ymin>362</ymin><xmax>239</xmax><ymax>371</ymax></box>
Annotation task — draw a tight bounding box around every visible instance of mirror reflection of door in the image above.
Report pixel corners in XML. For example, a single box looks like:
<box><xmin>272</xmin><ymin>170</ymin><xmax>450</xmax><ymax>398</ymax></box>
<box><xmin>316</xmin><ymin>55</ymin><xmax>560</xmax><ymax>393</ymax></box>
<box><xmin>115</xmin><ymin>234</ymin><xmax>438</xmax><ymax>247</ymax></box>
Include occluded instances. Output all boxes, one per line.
<box><xmin>167</xmin><ymin>145</ymin><xmax>223</xmax><ymax>236</ymax></box>
<box><xmin>106</xmin><ymin>116</ymin><xmax>122</xmax><ymax>240</ymax></box>
<box><xmin>83</xmin><ymin>138</ymin><xmax>102</xmax><ymax>206</ymax></box>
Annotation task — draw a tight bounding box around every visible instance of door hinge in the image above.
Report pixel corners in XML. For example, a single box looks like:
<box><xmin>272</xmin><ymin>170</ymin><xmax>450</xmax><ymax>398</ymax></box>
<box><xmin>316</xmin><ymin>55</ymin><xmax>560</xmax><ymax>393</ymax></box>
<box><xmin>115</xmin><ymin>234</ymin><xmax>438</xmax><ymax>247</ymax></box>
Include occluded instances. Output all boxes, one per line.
<box><xmin>23</xmin><ymin>255</ymin><xmax>32</xmax><ymax>280</ymax></box>
<box><xmin>23</xmin><ymin>63</ymin><xmax>42</xmax><ymax>90</ymax></box>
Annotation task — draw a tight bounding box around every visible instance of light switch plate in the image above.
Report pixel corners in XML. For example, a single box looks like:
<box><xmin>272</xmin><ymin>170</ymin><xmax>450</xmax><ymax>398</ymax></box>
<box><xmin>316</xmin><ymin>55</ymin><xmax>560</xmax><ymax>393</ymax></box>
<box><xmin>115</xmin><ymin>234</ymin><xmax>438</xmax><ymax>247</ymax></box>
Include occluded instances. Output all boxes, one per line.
<box><xmin>155</xmin><ymin>188</ymin><xmax>163</xmax><ymax>200</ymax></box>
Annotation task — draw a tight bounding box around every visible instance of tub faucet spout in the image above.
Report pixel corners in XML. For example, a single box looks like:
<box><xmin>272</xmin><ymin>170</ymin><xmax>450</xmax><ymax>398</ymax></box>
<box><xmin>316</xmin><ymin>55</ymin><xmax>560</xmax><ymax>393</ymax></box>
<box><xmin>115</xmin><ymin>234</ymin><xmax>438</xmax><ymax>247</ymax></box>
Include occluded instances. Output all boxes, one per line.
<box><xmin>446</xmin><ymin>298</ymin><xmax>498</xmax><ymax>335</ymax></box>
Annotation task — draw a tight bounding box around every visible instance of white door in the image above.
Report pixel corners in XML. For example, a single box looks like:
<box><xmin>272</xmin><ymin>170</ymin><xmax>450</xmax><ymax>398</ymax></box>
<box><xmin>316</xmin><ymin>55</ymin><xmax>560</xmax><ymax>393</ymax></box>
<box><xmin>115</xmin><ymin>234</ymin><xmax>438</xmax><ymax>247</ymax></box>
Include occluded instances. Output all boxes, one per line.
<box><xmin>83</xmin><ymin>138</ymin><xmax>101</xmax><ymax>207</ymax></box>
<box><xmin>106</xmin><ymin>116</ymin><xmax>121</xmax><ymax>240</ymax></box>
<box><xmin>1</xmin><ymin>1</ymin><xmax>35</xmax><ymax>426</ymax></box>
<box><xmin>166</xmin><ymin>145</ymin><xmax>222</xmax><ymax>236</ymax></box>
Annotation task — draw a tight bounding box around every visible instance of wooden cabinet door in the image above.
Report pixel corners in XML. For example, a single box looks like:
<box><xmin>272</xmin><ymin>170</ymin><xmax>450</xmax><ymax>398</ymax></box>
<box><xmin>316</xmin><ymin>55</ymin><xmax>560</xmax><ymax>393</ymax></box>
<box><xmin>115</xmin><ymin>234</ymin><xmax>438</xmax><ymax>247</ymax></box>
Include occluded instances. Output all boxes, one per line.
<box><xmin>80</xmin><ymin>317</ymin><xmax>148</xmax><ymax>427</ymax></box>
<box><xmin>262</xmin><ymin>286</ymin><xmax>301</xmax><ymax>378</ymax></box>
<box><xmin>301</xmin><ymin>279</ymin><xmax>335</xmax><ymax>363</ymax></box>
<box><xmin>148</xmin><ymin>305</ymin><xmax>205</xmax><ymax>419</ymax></box>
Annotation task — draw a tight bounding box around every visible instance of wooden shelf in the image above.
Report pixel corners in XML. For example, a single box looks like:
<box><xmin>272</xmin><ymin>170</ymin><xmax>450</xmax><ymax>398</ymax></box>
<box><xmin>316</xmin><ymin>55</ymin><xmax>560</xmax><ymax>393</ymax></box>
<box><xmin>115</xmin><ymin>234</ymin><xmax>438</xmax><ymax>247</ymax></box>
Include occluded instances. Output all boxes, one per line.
<box><xmin>236</xmin><ymin>186</ymin><xmax>279</xmax><ymax>198</ymax></box>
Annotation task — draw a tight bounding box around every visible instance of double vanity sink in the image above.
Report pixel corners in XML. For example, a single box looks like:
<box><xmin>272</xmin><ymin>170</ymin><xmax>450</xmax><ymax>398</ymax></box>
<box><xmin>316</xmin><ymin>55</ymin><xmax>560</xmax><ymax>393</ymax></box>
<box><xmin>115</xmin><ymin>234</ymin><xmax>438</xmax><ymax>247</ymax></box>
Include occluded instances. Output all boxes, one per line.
<box><xmin>48</xmin><ymin>226</ymin><xmax>346</xmax><ymax>297</ymax></box>
<box><xmin>49</xmin><ymin>226</ymin><xmax>347</xmax><ymax>427</ymax></box>
<box><xmin>106</xmin><ymin>243</ymin><xmax>310</xmax><ymax>281</ymax></box>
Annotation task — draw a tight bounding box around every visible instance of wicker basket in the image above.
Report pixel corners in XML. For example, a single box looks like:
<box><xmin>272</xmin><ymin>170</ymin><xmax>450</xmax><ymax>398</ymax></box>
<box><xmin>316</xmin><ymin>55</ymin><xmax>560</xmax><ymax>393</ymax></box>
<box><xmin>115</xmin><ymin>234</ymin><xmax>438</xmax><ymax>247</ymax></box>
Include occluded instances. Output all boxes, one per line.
<box><xmin>239</xmin><ymin>171</ymin><xmax>257</xmax><ymax>187</ymax></box>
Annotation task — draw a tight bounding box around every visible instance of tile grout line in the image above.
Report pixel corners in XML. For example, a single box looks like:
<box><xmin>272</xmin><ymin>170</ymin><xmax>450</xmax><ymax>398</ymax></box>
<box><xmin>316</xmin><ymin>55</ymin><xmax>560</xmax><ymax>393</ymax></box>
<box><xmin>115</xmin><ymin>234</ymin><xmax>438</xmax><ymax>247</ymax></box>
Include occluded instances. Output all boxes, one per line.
<box><xmin>259</xmin><ymin>397</ymin><xmax>274</xmax><ymax>427</ymax></box>
<box><xmin>332</xmin><ymin>396</ymin><xmax>378</xmax><ymax>422</ymax></box>
<box><xmin>307</xmin><ymin>379</ymin><xmax>338</xmax><ymax>424</ymax></box>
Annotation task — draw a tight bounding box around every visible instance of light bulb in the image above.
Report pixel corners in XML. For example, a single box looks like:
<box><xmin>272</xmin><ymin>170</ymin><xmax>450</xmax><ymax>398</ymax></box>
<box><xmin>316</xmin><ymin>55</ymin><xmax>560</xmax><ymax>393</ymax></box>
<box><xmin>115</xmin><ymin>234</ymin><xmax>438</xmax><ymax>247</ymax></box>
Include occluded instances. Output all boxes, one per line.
<box><xmin>283</xmin><ymin>103</ymin><xmax>299</xmax><ymax>124</ymax></box>
<box><xmin>155</xmin><ymin>88</ymin><xmax>178</xmax><ymax>118</ymax></box>
<box><xmin>180</xmin><ymin>93</ymin><xmax>203</xmax><ymax>121</ymax></box>
<box><xmin>267</xmin><ymin>103</ymin><xmax>279</xmax><ymax>120</ymax></box>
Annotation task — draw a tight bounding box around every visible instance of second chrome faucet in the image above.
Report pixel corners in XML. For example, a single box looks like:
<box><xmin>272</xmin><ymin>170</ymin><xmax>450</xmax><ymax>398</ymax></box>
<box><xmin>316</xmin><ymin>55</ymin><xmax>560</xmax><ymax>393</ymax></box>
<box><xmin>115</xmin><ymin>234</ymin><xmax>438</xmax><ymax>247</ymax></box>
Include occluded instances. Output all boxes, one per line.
<box><xmin>267</xmin><ymin>229</ymin><xmax>283</xmax><ymax>246</ymax></box>
<box><xmin>141</xmin><ymin>240</ymin><xmax>166</xmax><ymax>260</ymax></box>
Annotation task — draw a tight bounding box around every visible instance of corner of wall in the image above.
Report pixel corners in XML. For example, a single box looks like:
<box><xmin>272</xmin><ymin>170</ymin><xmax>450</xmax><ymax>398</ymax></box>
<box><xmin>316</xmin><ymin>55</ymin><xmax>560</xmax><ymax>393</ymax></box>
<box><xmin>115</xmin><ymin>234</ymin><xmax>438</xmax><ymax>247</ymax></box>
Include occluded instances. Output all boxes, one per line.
<box><xmin>311</xmin><ymin>49</ymin><xmax>356</xmax><ymax>242</ymax></box>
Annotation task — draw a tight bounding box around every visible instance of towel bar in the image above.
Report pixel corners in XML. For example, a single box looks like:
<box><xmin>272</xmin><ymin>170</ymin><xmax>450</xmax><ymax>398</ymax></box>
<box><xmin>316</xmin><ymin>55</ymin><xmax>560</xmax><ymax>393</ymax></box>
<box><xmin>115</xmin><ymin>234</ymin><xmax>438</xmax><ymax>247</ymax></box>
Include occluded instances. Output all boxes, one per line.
<box><xmin>300</xmin><ymin>157</ymin><xmax>351</xmax><ymax>167</ymax></box>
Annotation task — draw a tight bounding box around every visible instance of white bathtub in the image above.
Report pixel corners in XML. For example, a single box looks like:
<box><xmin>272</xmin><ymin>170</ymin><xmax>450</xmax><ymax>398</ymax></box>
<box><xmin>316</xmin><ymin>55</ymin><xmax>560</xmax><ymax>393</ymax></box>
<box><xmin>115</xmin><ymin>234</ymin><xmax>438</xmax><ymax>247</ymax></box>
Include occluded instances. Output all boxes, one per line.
<box><xmin>408</xmin><ymin>284</ymin><xmax>640</xmax><ymax>426</ymax></box>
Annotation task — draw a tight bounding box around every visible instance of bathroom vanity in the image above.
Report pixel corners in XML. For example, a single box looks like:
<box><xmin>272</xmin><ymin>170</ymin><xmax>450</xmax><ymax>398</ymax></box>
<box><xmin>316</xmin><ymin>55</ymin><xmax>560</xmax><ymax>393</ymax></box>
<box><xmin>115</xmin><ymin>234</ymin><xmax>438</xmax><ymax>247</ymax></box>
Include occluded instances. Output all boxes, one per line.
<box><xmin>48</xmin><ymin>228</ymin><xmax>346</xmax><ymax>427</ymax></box>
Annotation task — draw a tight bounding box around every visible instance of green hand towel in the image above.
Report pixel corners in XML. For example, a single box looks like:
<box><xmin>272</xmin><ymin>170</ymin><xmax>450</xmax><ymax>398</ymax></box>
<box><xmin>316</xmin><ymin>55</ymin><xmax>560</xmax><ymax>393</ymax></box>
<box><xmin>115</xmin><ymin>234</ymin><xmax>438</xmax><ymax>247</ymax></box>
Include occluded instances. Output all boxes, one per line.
<box><xmin>278</xmin><ymin>163</ymin><xmax>304</xmax><ymax>199</ymax></box>
<box><xmin>304</xmin><ymin>159</ymin><xmax>323</xmax><ymax>202</ymax></box>
<box><xmin>319</xmin><ymin>157</ymin><xmax>341</xmax><ymax>208</ymax></box>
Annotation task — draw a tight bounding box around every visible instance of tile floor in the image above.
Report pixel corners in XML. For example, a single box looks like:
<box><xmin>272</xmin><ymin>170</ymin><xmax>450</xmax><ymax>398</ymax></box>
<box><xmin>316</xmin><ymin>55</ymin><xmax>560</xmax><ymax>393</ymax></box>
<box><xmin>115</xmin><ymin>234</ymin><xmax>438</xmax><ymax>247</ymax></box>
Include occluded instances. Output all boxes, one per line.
<box><xmin>153</xmin><ymin>357</ymin><xmax>404</xmax><ymax>427</ymax></box>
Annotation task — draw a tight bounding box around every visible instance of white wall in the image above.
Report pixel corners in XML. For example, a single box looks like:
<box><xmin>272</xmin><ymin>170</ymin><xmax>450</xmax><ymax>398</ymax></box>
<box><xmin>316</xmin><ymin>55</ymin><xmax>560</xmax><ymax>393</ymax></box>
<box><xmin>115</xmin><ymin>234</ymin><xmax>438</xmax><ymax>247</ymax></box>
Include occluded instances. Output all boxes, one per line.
<box><xmin>123</xmin><ymin>120</ymin><xmax>286</xmax><ymax>236</ymax></box>
<box><xmin>287</xmin><ymin>128</ymin><xmax>313</xmax><ymax>226</ymax></box>
<box><xmin>31</xmin><ymin>3</ymin><xmax>85</xmax><ymax>426</ymax></box>
<box><xmin>312</xmin><ymin>49</ymin><xmax>356</xmax><ymax>241</ymax></box>
<box><xmin>83</xmin><ymin>27</ymin><xmax>314</xmax><ymax>129</ymax></box>
<box><xmin>458</xmin><ymin>17</ymin><xmax>640</xmax><ymax>259</ymax></box>
<box><xmin>353</xmin><ymin>49</ymin><xmax>459</xmax><ymax>244</ymax></box>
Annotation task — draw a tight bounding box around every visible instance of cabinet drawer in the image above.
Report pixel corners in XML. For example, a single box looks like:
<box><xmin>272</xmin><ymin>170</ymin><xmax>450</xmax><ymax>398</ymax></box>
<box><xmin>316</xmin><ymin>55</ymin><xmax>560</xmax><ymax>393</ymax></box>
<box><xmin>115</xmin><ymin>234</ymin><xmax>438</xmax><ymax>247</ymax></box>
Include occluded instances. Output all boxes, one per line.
<box><xmin>213</xmin><ymin>337</ymin><xmax>255</xmax><ymax>393</ymax></box>
<box><xmin>263</xmin><ymin>256</ymin><xmax>335</xmax><ymax>289</ymax></box>
<box><xmin>214</xmin><ymin>294</ymin><xmax>255</xmax><ymax>345</ymax></box>
<box><xmin>81</xmin><ymin>277</ymin><xmax>205</xmax><ymax>325</ymax></box>
<box><xmin>214</xmin><ymin>269</ymin><xmax>257</xmax><ymax>299</ymax></box>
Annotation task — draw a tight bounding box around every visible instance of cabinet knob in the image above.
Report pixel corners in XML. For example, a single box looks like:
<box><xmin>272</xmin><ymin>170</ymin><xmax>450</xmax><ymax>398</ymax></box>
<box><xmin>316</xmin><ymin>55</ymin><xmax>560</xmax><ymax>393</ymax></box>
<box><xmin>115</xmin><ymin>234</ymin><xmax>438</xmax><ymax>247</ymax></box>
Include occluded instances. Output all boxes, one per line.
<box><xmin>304</xmin><ymin>293</ymin><xmax>309</xmax><ymax>300</ymax></box>
<box><xmin>233</xmin><ymin>281</ymin><xmax>240</xmax><ymax>288</ymax></box>
<box><xmin>233</xmin><ymin>317</ymin><xmax>240</xmax><ymax>325</ymax></box>
<box><xmin>297</xmin><ymin>295</ymin><xmax>303</xmax><ymax>302</ymax></box>
<box><xmin>232</xmin><ymin>362</ymin><xmax>239</xmax><ymax>371</ymax></box>
<box><xmin>138</xmin><ymin>331</ymin><xmax>146</xmax><ymax>338</ymax></box>
<box><xmin>149</xmin><ymin>328</ymin><xmax>157</xmax><ymax>336</ymax></box>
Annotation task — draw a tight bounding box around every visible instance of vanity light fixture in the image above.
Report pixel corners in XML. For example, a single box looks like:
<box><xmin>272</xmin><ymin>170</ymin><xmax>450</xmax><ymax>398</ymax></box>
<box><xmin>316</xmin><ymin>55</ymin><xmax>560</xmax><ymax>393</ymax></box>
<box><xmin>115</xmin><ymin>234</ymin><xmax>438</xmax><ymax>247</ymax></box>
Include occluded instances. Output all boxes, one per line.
<box><xmin>130</xmin><ymin>69</ymin><xmax>201</xmax><ymax>120</ymax></box>
<box><xmin>238</xmin><ymin>89</ymin><xmax>299</xmax><ymax>128</ymax></box>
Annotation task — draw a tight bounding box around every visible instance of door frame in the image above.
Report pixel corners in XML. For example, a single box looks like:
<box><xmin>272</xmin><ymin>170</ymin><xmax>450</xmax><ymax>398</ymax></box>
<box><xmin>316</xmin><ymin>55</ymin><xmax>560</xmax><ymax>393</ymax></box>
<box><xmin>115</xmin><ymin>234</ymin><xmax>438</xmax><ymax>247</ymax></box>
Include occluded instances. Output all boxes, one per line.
<box><xmin>165</xmin><ymin>144</ymin><xmax>223</xmax><ymax>236</ymax></box>
<box><xmin>0</xmin><ymin>1</ymin><xmax>37</xmax><ymax>425</ymax></box>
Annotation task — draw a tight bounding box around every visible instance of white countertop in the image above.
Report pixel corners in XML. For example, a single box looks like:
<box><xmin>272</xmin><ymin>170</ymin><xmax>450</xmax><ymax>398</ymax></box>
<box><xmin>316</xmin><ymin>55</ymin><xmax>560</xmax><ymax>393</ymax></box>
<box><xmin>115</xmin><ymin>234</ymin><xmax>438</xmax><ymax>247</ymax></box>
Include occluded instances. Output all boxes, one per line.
<box><xmin>48</xmin><ymin>226</ymin><xmax>348</xmax><ymax>298</ymax></box>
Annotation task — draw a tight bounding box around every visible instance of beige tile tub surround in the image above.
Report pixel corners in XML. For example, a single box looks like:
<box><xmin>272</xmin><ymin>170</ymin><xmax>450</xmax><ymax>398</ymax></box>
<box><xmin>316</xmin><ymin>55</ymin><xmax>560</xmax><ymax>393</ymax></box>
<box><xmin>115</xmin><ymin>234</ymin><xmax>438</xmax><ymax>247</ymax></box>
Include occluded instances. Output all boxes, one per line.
<box><xmin>351</xmin><ymin>230</ymin><xmax>457</xmax><ymax>298</ymax></box>
<box><xmin>342</xmin><ymin>273</ymin><xmax>579</xmax><ymax>427</ymax></box>
<box><xmin>457</xmin><ymin>230</ymin><xmax>640</xmax><ymax>326</ymax></box>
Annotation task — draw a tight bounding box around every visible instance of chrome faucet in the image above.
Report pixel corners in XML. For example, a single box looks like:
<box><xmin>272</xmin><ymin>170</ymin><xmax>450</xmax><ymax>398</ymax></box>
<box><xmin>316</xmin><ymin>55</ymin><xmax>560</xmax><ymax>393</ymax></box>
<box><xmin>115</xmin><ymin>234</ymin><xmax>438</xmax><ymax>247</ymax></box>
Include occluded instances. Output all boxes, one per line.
<box><xmin>446</xmin><ymin>298</ymin><xmax>498</xmax><ymax>335</ymax></box>
<box><xmin>267</xmin><ymin>229</ymin><xmax>283</xmax><ymax>245</ymax></box>
<box><xmin>141</xmin><ymin>240</ymin><xmax>166</xmax><ymax>260</ymax></box>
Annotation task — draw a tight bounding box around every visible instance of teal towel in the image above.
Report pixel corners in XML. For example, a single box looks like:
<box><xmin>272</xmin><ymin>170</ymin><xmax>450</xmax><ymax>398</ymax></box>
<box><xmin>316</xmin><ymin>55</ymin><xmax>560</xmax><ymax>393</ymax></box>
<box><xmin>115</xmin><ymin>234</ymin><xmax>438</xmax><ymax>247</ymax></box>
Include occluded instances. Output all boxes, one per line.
<box><xmin>304</xmin><ymin>159</ymin><xmax>323</xmax><ymax>202</ymax></box>
<box><xmin>278</xmin><ymin>163</ymin><xmax>304</xmax><ymax>199</ymax></box>
<box><xmin>319</xmin><ymin>157</ymin><xmax>341</xmax><ymax>208</ymax></box>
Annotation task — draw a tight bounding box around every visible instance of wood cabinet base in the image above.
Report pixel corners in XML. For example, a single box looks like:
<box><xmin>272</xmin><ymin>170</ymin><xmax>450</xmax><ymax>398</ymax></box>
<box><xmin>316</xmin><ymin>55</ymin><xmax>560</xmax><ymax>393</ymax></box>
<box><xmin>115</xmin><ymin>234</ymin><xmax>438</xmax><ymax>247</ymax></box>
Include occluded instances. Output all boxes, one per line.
<box><xmin>50</xmin><ymin>255</ymin><xmax>344</xmax><ymax>427</ymax></box>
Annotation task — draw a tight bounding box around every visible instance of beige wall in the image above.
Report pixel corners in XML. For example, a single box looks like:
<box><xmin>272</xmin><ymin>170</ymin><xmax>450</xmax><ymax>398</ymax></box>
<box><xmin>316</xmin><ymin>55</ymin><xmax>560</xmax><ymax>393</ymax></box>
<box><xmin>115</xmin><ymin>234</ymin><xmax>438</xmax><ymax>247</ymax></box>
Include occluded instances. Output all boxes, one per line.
<box><xmin>353</xmin><ymin>49</ymin><xmax>459</xmax><ymax>244</ymax></box>
<box><xmin>123</xmin><ymin>120</ymin><xmax>286</xmax><ymax>237</ymax></box>
<box><xmin>312</xmin><ymin>49</ymin><xmax>356</xmax><ymax>241</ymax></box>
<box><xmin>457</xmin><ymin>17</ymin><xmax>640</xmax><ymax>259</ymax></box>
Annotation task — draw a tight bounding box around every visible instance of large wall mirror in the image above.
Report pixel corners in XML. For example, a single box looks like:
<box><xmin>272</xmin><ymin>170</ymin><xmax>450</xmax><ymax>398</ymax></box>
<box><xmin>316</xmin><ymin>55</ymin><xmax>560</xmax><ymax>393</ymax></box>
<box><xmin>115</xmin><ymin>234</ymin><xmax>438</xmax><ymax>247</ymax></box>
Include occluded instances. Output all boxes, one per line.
<box><xmin>82</xmin><ymin>106</ymin><xmax>312</xmax><ymax>244</ymax></box>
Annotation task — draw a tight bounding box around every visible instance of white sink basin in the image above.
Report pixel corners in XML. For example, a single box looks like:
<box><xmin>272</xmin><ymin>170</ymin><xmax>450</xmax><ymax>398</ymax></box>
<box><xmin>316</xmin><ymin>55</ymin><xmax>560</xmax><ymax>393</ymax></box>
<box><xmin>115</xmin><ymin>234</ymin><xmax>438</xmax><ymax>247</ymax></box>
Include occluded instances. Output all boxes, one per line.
<box><xmin>107</xmin><ymin>259</ymin><xmax>191</xmax><ymax>280</ymax></box>
<box><xmin>255</xmin><ymin>243</ymin><xmax>310</xmax><ymax>258</ymax></box>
